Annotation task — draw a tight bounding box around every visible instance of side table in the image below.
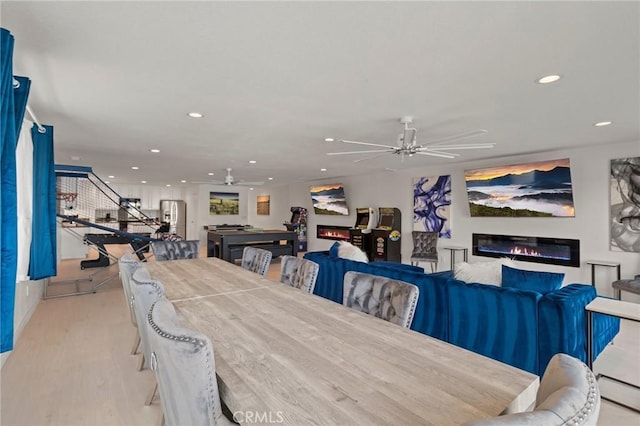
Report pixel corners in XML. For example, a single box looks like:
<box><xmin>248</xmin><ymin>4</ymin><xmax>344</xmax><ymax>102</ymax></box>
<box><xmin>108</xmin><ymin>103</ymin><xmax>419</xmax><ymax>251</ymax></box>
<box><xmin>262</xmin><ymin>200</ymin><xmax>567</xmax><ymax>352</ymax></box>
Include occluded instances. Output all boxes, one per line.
<box><xmin>441</xmin><ymin>245</ymin><xmax>469</xmax><ymax>270</ymax></box>
<box><xmin>585</xmin><ymin>297</ymin><xmax>640</xmax><ymax>413</ymax></box>
<box><xmin>585</xmin><ymin>260</ymin><xmax>621</xmax><ymax>287</ymax></box>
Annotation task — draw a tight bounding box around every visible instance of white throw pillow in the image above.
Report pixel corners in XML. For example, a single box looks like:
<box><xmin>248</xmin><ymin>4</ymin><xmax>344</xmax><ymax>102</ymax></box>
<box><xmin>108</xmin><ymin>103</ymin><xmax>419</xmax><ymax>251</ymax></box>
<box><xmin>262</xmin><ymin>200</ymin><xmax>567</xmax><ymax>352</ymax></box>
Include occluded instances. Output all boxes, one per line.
<box><xmin>454</xmin><ymin>258</ymin><xmax>516</xmax><ymax>286</ymax></box>
<box><xmin>337</xmin><ymin>241</ymin><xmax>369</xmax><ymax>263</ymax></box>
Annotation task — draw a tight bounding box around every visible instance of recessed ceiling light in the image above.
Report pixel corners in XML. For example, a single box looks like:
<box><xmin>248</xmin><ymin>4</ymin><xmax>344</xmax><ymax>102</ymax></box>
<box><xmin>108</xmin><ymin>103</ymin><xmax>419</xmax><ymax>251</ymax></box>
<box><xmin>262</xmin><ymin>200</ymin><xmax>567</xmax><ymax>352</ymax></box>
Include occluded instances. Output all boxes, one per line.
<box><xmin>249</xmin><ymin>160</ymin><xmax>257</xmax><ymax>164</ymax></box>
<box><xmin>141</xmin><ymin>180</ymin><xmax>147</xmax><ymax>184</ymax></box>
<box><xmin>320</xmin><ymin>168</ymin><xmax>327</xmax><ymax>172</ymax></box>
<box><xmin>104</xmin><ymin>181</ymin><xmax>110</xmax><ymax>184</ymax></box>
<box><xmin>180</xmin><ymin>180</ymin><xmax>187</xmax><ymax>183</ymax></box>
<box><xmin>593</xmin><ymin>121</ymin><xmax>612</xmax><ymax>127</ymax></box>
<box><xmin>208</xmin><ymin>172</ymin><xmax>215</xmax><ymax>176</ymax></box>
<box><xmin>131</xmin><ymin>166</ymin><xmax>139</xmax><ymax>170</ymax></box>
<box><xmin>150</xmin><ymin>149</ymin><xmax>160</xmax><ymax>153</ymax></box>
<box><xmin>71</xmin><ymin>156</ymin><xmax>80</xmax><ymax>161</ymax></box>
<box><xmin>324</xmin><ymin>138</ymin><xmax>335</xmax><ymax>142</ymax></box>
<box><xmin>249</xmin><ymin>187</ymin><xmax>254</xmax><ymax>191</ymax></box>
<box><xmin>108</xmin><ymin>175</ymin><xmax>115</xmax><ymax>179</ymax></box>
<box><xmin>536</xmin><ymin>74</ymin><xmax>562</xmax><ymax>84</ymax></box>
<box><xmin>268</xmin><ymin>177</ymin><xmax>273</xmax><ymax>180</ymax></box>
<box><xmin>187</xmin><ymin>112</ymin><xmax>203</xmax><ymax>118</ymax></box>
<box><xmin>166</xmin><ymin>184</ymin><xmax>171</xmax><ymax>187</ymax></box>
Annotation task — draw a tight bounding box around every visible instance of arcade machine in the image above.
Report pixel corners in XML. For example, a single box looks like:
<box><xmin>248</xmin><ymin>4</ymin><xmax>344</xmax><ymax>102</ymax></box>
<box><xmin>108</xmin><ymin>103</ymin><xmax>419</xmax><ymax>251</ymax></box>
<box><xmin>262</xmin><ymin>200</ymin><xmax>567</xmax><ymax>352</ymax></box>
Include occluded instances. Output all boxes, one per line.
<box><xmin>284</xmin><ymin>207</ymin><xmax>308</xmax><ymax>251</ymax></box>
<box><xmin>371</xmin><ymin>207</ymin><xmax>402</xmax><ymax>262</ymax></box>
<box><xmin>349</xmin><ymin>207</ymin><xmax>377</xmax><ymax>260</ymax></box>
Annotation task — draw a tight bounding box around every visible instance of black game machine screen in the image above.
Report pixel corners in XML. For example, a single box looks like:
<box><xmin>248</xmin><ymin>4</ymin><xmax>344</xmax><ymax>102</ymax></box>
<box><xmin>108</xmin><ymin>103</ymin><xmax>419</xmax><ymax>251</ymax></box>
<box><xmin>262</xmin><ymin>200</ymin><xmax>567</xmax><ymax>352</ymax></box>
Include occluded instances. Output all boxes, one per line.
<box><xmin>372</xmin><ymin>207</ymin><xmax>402</xmax><ymax>262</ymax></box>
<box><xmin>349</xmin><ymin>207</ymin><xmax>377</xmax><ymax>260</ymax></box>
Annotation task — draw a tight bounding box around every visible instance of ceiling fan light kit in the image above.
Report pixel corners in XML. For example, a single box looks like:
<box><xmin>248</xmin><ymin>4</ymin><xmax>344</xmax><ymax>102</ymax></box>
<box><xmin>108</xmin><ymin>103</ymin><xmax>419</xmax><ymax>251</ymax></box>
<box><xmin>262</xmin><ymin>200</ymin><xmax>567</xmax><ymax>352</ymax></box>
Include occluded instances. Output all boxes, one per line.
<box><xmin>327</xmin><ymin>116</ymin><xmax>495</xmax><ymax>162</ymax></box>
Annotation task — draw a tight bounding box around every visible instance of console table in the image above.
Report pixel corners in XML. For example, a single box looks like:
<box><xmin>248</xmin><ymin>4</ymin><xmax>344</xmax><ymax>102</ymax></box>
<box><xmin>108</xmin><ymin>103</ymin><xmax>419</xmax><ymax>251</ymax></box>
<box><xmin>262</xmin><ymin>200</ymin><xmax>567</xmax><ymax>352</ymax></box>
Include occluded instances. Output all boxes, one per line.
<box><xmin>585</xmin><ymin>297</ymin><xmax>640</xmax><ymax>413</ymax></box>
<box><xmin>207</xmin><ymin>229</ymin><xmax>297</xmax><ymax>263</ymax></box>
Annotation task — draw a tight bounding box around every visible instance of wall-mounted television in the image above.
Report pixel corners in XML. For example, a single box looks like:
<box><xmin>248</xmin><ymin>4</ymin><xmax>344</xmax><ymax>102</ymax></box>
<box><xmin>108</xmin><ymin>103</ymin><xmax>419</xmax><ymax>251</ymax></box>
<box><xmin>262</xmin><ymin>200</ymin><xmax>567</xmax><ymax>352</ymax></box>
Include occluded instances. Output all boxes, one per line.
<box><xmin>310</xmin><ymin>183</ymin><xmax>349</xmax><ymax>215</ymax></box>
<box><xmin>464</xmin><ymin>158</ymin><xmax>575</xmax><ymax>217</ymax></box>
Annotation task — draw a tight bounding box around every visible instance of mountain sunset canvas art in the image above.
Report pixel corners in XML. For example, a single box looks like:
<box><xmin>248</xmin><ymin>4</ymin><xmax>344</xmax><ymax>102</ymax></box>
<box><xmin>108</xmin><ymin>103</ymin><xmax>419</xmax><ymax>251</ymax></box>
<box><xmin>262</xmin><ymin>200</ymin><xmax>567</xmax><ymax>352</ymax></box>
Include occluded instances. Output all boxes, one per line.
<box><xmin>310</xmin><ymin>183</ymin><xmax>349</xmax><ymax>215</ymax></box>
<box><xmin>465</xmin><ymin>159</ymin><xmax>575</xmax><ymax>217</ymax></box>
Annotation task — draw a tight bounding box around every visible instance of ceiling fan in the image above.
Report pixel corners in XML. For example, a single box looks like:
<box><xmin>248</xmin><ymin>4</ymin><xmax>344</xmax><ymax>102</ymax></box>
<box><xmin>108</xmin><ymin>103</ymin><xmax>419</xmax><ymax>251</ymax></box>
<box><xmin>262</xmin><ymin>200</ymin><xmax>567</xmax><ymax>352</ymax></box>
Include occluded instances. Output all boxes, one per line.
<box><xmin>193</xmin><ymin>168</ymin><xmax>264</xmax><ymax>186</ymax></box>
<box><xmin>327</xmin><ymin>116</ymin><xmax>495</xmax><ymax>162</ymax></box>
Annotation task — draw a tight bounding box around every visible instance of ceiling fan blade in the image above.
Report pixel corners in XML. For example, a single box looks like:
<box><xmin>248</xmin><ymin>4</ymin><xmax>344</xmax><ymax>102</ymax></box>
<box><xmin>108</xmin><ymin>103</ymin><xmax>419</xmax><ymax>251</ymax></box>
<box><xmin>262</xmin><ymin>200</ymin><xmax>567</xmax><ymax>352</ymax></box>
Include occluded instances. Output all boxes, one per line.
<box><xmin>236</xmin><ymin>181</ymin><xmax>265</xmax><ymax>186</ymax></box>
<box><xmin>353</xmin><ymin>152</ymin><xmax>392</xmax><ymax>163</ymax></box>
<box><xmin>327</xmin><ymin>149</ymin><xmax>392</xmax><ymax>156</ymax></box>
<box><xmin>415</xmin><ymin>150</ymin><xmax>459</xmax><ymax>159</ymax></box>
<box><xmin>339</xmin><ymin>140</ymin><xmax>397</xmax><ymax>149</ymax></box>
<box><xmin>422</xmin><ymin>129</ymin><xmax>489</xmax><ymax>146</ymax></box>
<box><xmin>423</xmin><ymin>143</ymin><xmax>496</xmax><ymax>150</ymax></box>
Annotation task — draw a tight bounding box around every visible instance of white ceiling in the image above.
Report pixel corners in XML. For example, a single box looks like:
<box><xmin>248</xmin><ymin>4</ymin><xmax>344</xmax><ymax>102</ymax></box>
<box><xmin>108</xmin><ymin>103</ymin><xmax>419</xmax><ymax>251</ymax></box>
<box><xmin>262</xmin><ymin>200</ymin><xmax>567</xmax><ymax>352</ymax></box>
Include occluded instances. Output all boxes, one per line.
<box><xmin>2</xmin><ymin>1</ymin><xmax>639</xmax><ymax>187</ymax></box>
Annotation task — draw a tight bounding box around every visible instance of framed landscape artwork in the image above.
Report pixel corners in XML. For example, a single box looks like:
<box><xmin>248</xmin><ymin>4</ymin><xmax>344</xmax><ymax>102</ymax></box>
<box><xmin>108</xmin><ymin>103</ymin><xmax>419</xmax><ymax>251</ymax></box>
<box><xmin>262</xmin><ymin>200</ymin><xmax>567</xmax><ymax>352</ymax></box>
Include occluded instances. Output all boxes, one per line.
<box><xmin>610</xmin><ymin>157</ymin><xmax>640</xmax><ymax>252</ymax></box>
<box><xmin>256</xmin><ymin>195</ymin><xmax>270</xmax><ymax>215</ymax></box>
<box><xmin>209</xmin><ymin>191</ymin><xmax>239</xmax><ymax>215</ymax></box>
<box><xmin>464</xmin><ymin>158</ymin><xmax>575</xmax><ymax>217</ymax></box>
<box><xmin>309</xmin><ymin>183</ymin><xmax>349</xmax><ymax>215</ymax></box>
<box><xmin>413</xmin><ymin>175</ymin><xmax>452</xmax><ymax>238</ymax></box>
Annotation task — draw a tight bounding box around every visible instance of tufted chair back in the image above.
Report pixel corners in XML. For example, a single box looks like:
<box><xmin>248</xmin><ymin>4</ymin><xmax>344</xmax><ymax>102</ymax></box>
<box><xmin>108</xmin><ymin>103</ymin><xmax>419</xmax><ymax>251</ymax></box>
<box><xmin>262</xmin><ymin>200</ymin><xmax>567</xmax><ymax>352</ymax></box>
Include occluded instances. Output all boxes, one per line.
<box><xmin>151</xmin><ymin>240</ymin><xmax>200</xmax><ymax>261</ymax></box>
<box><xmin>410</xmin><ymin>231</ymin><xmax>439</xmax><ymax>272</ymax></box>
<box><xmin>131</xmin><ymin>269</ymin><xmax>165</xmax><ymax>370</ymax></box>
<box><xmin>118</xmin><ymin>253</ymin><xmax>141</xmax><ymax>328</ymax></box>
<box><xmin>146</xmin><ymin>298</ymin><xmax>228</xmax><ymax>426</ymax></box>
<box><xmin>343</xmin><ymin>271</ymin><xmax>419</xmax><ymax>328</ymax></box>
<box><xmin>462</xmin><ymin>353</ymin><xmax>600</xmax><ymax>426</ymax></box>
<box><xmin>279</xmin><ymin>255</ymin><xmax>320</xmax><ymax>294</ymax></box>
<box><xmin>240</xmin><ymin>247</ymin><xmax>272</xmax><ymax>276</ymax></box>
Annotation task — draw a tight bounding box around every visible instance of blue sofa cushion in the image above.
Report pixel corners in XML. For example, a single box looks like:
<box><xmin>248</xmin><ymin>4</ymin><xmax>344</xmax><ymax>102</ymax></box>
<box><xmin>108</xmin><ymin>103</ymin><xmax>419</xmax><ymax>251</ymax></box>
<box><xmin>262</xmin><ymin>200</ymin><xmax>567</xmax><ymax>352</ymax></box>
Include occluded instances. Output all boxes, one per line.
<box><xmin>502</xmin><ymin>265</ymin><xmax>564</xmax><ymax>294</ymax></box>
<box><xmin>303</xmin><ymin>251</ymin><xmax>451</xmax><ymax>341</ymax></box>
<box><xmin>448</xmin><ymin>279</ymin><xmax>541</xmax><ymax>375</ymax></box>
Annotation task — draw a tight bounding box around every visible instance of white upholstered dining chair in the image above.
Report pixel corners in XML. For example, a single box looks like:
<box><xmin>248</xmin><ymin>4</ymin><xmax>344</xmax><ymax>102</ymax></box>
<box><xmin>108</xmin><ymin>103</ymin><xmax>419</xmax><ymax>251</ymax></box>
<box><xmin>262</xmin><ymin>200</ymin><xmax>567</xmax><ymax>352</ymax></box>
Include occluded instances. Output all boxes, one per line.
<box><xmin>146</xmin><ymin>298</ymin><xmax>234</xmax><ymax>425</ymax></box>
<box><xmin>279</xmin><ymin>255</ymin><xmax>319</xmax><ymax>294</ymax></box>
<box><xmin>463</xmin><ymin>353</ymin><xmax>600</xmax><ymax>426</ymax></box>
<box><xmin>150</xmin><ymin>239</ymin><xmax>200</xmax><ymax>261</ymax></box>
<box><xmin>343</xmin><ymin>271</ymin><xmax>419</xmax><ymax>328</ymax></box>
<box><xmin>118</xmin><ymin>253</ymin><xmax>143</xmax><ymax>354</ymax></box>
<box><xmin>240</xmin><ymin>247</ymin><xmax>272</xmax><ymax>276</ymax></box>
<box><xmin>130</xmin><ymin>269</ymin><xmax>165</xmax><ymax>405</ymax></box>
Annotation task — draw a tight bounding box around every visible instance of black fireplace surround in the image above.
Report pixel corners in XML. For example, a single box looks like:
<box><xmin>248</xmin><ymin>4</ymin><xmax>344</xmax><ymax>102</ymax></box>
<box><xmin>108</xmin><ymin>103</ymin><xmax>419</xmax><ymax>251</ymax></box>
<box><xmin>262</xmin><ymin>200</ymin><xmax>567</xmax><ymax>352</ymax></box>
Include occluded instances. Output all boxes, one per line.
<box><xmin>472</xmin><ymin>233</ymin><xmax>580</xmax><ymax>267</ymax></box>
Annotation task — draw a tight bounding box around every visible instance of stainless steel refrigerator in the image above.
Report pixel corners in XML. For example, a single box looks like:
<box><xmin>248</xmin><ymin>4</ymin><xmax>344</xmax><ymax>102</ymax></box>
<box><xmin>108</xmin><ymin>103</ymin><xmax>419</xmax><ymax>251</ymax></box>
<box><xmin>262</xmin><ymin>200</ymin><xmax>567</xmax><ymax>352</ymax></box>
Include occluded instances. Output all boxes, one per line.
<box><xmin>159</xmin><ymin>200</ymin><xmax>187</xmax><ymax>237</ymax></box>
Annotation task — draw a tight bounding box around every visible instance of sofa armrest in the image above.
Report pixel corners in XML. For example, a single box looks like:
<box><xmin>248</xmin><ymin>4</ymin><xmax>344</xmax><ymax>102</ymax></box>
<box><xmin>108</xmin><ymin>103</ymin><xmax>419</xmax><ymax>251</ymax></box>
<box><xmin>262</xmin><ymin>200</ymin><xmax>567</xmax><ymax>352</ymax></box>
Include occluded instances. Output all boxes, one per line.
<box><xmin>538</xmin><ymin>284</ymin><xmax>620</xmax><ymax>376</ymax></box>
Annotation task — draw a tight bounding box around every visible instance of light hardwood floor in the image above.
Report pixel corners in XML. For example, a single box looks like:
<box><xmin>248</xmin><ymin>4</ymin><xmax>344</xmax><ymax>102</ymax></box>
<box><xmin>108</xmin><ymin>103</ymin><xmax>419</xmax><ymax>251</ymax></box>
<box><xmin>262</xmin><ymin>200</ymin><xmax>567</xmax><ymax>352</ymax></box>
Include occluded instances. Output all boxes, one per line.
<box><xmin>1</xmin><ymin>252</ymin><xmax>639</xmax><ymax>425</ymax></box>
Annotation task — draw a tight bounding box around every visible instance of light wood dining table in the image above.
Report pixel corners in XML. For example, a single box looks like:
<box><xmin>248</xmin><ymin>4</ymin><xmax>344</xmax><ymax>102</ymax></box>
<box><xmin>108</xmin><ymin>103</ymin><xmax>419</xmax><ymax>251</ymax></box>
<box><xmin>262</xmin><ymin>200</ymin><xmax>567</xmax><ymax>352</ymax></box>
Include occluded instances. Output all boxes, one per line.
<box><xmin>145</xmin><ymin>257</ymin><xmax>539</xmax><ymax>425</ymax></box>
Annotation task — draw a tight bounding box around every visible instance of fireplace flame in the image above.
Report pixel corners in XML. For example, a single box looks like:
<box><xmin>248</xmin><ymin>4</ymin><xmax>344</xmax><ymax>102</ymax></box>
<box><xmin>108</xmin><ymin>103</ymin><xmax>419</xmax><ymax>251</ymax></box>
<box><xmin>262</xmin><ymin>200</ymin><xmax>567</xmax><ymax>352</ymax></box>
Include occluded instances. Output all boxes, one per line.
<box><xmin>509</xmin><ymin>246</ymin><xmax>542</xmax><ymax>257</ymax></box>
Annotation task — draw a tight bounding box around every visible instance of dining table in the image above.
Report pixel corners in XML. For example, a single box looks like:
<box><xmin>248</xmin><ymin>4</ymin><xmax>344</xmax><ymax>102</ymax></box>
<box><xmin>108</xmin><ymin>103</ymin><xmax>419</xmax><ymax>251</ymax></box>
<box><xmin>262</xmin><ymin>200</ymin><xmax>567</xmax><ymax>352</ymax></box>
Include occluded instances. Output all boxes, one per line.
<box><xmin>144</xmin><ymin>257</ymin><xmax>539</xmax><ymax>425</ymax></box>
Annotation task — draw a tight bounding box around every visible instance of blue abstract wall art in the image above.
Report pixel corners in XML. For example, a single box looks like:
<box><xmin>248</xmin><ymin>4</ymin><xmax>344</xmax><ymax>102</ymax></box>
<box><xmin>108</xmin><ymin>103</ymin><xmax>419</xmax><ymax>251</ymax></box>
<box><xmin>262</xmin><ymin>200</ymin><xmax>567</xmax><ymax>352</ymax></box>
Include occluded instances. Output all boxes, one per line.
<box><xmin>413</xmin><ymin>175</ymin><xmax>452</xmax><ymax>238</ymax></box>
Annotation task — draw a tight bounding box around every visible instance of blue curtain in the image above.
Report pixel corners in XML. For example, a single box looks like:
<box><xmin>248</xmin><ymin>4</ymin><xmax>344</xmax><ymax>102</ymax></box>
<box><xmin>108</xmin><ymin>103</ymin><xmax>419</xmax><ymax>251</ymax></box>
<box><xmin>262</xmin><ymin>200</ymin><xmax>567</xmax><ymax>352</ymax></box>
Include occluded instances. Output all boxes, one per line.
<box><xmin>29</xmin><ymin>124</ymin><xmax>57</xmax><ymax>280</ymax></box>
<box><xmin>1</xmin><ymin>28</ymin><xmax>30</xmax><ymax>352</ymax></box>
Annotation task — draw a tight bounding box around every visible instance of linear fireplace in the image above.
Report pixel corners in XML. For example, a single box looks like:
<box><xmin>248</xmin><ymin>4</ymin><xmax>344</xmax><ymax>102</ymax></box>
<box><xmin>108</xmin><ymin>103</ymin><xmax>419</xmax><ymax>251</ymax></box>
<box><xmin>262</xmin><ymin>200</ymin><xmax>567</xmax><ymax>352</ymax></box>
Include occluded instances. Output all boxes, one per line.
<box><xmin>472</xmin><ymin>233</ymin><xmax>580</xmax><ymax>267</ymax></box>
<box><xmin>316</xmin><ymin>225</ymin><xmax>351</xmax><ymax>241</ymax></box>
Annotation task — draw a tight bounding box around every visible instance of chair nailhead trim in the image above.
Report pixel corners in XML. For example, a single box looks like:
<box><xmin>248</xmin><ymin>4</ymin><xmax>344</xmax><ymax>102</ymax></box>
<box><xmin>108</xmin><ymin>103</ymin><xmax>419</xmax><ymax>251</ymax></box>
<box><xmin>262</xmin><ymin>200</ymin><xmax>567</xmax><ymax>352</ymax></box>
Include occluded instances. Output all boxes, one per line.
<box><xmin>565</xmin><ymin>362</ymin><xmax>599</xmax><ymax>425</ymax></box>
<box><xmin>147</xmin><ymin>302</ymin><xmax>206</xmax><ymax>346</ymax></box>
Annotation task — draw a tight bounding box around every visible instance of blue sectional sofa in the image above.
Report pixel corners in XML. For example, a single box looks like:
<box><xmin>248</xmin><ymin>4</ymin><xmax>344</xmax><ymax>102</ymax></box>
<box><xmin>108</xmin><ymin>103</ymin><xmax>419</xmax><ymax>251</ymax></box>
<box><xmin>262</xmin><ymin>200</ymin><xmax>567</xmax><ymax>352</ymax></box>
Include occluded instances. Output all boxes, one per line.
<box><xmin>303</xmin><ymin>251</ymin><xmax>619</xmax><ymax>376</ymax></box>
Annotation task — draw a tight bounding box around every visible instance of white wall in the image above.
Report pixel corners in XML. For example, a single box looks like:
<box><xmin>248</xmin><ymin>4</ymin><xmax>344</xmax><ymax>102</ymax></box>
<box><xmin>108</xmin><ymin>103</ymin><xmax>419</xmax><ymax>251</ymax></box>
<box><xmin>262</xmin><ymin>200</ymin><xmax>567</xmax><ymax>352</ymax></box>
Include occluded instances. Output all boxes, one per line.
<box><xmin>194</xmin><ymin>184</ymin><xmax>288</xmax><ymax>244</ymax></box>
<box><xmin>288</xmin><ymin>141</ymin><xmax>640</xmax><ymax>297</ymax></box>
